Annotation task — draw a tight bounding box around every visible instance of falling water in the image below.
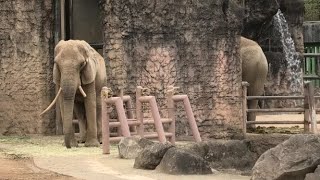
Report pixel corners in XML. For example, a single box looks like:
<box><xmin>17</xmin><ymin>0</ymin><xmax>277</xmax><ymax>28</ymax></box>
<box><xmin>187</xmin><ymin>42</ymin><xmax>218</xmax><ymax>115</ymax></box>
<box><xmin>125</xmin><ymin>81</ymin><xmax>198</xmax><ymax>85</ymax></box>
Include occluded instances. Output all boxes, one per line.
<box><xmin>273</xmin><ymin>9</ymin><xmax>303</xmax><ymax>93</ymax></box>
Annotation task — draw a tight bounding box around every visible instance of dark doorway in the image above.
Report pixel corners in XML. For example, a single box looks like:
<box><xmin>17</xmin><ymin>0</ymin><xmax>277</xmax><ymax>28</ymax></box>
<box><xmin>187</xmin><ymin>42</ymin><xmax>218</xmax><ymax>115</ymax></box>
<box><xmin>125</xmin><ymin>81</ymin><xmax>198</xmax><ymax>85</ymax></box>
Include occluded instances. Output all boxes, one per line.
<box><xmin>57</xmin><ymin>0</ymin><xmax>104</xmax><ymax>54</ymax></box>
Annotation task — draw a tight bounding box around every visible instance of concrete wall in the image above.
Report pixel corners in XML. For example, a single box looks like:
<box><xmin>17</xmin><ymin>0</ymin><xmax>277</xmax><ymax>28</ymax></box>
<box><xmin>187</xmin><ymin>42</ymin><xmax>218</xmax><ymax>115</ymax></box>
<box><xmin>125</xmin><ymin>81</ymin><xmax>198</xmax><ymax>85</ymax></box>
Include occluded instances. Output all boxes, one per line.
<box><xmin>102</xmin><ymin>0</ymin><xmax>245</xmax><ymax>139</ymax></box>
<box><xmin>0</xmin><ymin>0</ymin><xmax>55</xmax><ymax>135</ymax></box>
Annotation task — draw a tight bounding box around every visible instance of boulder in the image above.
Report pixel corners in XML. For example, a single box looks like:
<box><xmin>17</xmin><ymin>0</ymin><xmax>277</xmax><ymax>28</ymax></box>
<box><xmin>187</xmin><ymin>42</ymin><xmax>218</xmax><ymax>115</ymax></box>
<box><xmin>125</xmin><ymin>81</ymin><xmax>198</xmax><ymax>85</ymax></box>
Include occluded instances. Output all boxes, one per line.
<box><xmin>157</xmin><ymin>147</ymin><xmax>212</xmax><ymax>175</ymax></box>
<box><xmin>184</xmin><ymin>140</ymin><xmax>256</xmax><ymax>172</ymax></box>
<box><xmin>133</xmin><ymin>142</ymin><xmax>173</xmax><ymax>170</ymax></box>
<box><xmin>118</xmin><ymin>136</ymin><xmax>154</xmax><ymax>159</ymax></box>
<box><xmin>305</xmin><ymin>165</ymin><xmax>320</xmax><ymax>180</ymax></box>
<box><xmin>252</xmin><ymin>134</ymin><xmax>320</xmax><ymax>180</ymax></box>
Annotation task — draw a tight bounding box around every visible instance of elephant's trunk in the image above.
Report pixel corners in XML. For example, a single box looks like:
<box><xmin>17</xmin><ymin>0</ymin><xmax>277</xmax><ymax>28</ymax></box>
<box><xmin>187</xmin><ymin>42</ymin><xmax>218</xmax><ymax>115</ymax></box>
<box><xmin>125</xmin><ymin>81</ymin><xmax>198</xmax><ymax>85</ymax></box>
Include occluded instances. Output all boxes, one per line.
<box><xmin>61</xmin><ymin>82</ymin><xmax>77</xmax><ymax>148</ymax></box>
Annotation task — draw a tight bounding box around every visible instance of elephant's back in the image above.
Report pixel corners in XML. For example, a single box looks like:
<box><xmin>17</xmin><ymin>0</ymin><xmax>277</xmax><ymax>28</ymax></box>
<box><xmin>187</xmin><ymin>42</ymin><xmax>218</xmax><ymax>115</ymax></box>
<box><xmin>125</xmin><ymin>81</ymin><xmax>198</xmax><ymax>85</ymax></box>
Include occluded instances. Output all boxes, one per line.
<box><xmin>240</xmin><ymin>37</ymin><xmax>268</xmax><ymax>84</ymax></box>
<box><xmin>240</xmin><ymin>36</ymin><xmax>259</xmax><ymax>48</ymax></box>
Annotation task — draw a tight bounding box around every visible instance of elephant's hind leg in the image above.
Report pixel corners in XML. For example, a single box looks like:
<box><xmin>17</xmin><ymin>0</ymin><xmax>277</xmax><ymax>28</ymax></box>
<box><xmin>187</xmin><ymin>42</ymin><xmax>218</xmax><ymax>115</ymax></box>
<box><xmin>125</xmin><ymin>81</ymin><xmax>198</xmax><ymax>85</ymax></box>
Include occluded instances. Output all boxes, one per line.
<box><xmin>74</xmin><ymin>102</ymin><xmax>87</xmax><ymax>143</ymax></box>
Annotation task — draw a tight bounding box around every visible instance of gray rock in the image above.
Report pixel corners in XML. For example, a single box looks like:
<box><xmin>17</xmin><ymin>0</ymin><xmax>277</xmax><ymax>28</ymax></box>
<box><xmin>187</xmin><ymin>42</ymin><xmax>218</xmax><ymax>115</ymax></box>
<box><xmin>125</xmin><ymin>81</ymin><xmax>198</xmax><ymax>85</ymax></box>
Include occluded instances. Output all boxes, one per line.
<box><xmin>252</xmin><ymin>134</ymin><xmax>320</xmax><ymax>180</ymax></box>
<box><xmin>133</xmin><ymin>142</ymin><xmax>173</xmax><ymax>170</ymax></box>
<box><xmin>157</xmin><ymin>147</ymin><xmax>212</xmax><ymax>175</ymax></box>
<box><xmin>118</xmin><ymin>136</ymin><xmax>154</xmax><ymax>159</ymax></box>
<box><xmin>305</xmin><ymin>165</ymin><xmax>320</xmax><ymax>180</ymax></box>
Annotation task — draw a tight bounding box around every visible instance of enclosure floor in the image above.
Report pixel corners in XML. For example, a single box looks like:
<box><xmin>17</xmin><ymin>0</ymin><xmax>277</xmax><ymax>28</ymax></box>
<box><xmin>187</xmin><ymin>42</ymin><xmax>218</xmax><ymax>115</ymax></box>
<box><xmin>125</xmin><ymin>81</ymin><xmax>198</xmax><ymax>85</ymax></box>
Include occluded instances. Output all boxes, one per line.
<box><xmin>0</xmin><ymin>135</ymin><xmax>249</xmax><ymax>180</ymax></box>
<box><xmin>256</xmin><ymin>113</ymin><xmax>320</xmax><ymax>129</ymax></box>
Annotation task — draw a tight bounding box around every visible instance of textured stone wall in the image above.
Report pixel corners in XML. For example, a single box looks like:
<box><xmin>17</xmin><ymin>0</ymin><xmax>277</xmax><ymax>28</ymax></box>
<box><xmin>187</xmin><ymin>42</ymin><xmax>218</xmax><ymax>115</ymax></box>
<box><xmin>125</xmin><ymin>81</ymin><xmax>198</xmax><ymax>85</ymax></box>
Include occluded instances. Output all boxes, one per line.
<box><xmin>0</xmin><ymin>0</ymin><xmax>55</xmax><ymax>135</ymax></box>
<box><xmin>102</xmin><ymin>0</ymin><xmax>245</xmax><ymax>139</ymax></box>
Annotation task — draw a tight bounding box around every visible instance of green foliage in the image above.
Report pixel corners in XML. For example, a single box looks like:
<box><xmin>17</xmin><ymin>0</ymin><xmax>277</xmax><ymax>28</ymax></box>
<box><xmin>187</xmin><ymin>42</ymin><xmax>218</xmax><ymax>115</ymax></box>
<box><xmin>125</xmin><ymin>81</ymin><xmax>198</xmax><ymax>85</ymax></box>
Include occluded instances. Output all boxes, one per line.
<box><xmin>304</xmin><ymin>0</ymin><xmax>320</xmax><ymax>21</ymax></box>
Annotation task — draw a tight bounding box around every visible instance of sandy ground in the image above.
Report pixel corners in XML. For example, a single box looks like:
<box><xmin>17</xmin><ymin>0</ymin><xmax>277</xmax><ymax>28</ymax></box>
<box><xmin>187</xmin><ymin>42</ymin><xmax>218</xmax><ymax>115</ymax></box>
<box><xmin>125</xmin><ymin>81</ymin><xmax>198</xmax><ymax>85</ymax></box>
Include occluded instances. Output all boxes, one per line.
<box><xmin>0</xmin><ymin>135</ymin><xmax>250</xmax><ymax>180</ymax></box>
<box><xmin>0</xmin><ymin>113</ymin><xmax>313</xmax><ymax>180</ymax></box>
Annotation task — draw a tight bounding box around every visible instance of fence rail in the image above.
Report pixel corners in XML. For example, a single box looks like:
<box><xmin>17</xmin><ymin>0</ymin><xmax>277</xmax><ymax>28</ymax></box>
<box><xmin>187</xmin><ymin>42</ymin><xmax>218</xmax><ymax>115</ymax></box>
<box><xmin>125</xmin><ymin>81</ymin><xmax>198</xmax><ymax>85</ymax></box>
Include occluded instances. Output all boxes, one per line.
<box><xmin>242</xmin><ymin>81</ymin><xmax>318</xmax><ymax>138</ymax></box>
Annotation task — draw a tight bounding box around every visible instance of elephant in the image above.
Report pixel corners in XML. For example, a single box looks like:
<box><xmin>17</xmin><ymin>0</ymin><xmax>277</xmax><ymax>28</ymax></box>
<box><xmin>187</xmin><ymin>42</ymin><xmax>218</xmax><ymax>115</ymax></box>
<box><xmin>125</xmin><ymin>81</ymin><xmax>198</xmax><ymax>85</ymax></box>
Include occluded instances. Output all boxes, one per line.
<box><xmin>41</xmin><ymin>40</ymin><xmax>107</xmax><ymax>148</ymax></box>
<box><xmin>240</xmin><ymin>36</ymin><xmax>268</xmax><ymax>124</ymax></box>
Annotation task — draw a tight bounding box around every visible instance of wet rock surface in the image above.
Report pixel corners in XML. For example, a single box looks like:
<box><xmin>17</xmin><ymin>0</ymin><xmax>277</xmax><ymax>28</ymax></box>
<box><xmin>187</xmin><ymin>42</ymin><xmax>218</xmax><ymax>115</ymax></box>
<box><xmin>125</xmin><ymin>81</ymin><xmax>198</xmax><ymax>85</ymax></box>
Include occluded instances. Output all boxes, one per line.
<box><xmin>133</xmin><ymin>142</ymin><xmax>174</xmax><ymax>170</ymax></box>
<box><xmin>134</xmin><ymin>135</ymin><xmax>289</xmax><ymax>175</ymax></box>
<box><xmin>252</xmin><ymin>134</ymin><xmax>320</xmax><ymax>180</ymax></box>
<box><xmin>304</xmin><ymin>165</ymin><xmax>320</xmax><ymax>180</ymax></box>
<box><xmin>118</xmin><ymin>136</ymin><xmax>155</xmax><ymax>159</ymax></box>
<box><xmin>157</xmin><ymin>147</ymin><xmax>212</xmax><ymax>175</ymax></box>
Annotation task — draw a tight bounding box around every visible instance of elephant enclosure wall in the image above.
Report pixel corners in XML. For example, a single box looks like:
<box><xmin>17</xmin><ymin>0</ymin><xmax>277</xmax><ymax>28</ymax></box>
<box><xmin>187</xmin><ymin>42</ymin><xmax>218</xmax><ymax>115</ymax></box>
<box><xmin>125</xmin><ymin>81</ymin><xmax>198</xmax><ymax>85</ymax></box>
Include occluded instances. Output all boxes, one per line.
<box><xmin>0</xmin><ymin>0</ymin><xmax>55</xmax><ymax>135</ymax></box>
<box><xmin>102</xmin><ymin>1</ymin><xmax>245</xmax><ymax>138</ymax></box>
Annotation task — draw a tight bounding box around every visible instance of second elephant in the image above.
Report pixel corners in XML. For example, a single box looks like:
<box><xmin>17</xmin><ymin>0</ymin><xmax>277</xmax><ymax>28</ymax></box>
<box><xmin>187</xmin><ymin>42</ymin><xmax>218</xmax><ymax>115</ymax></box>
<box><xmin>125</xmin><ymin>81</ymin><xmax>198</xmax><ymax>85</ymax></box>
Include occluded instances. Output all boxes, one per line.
<box><xmin>240</xmin><ymin>36</ymin><xmax>268</xmax><ymax>123</ymax></box>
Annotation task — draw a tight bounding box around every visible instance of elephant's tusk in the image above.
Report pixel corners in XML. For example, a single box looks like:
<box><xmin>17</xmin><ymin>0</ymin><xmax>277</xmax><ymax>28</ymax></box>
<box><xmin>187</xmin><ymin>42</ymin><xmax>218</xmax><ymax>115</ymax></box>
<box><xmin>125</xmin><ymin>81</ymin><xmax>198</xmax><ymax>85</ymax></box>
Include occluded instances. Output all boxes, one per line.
<box><xmin>79</xmin><ymin>86</ymin><xmax>87</xmax><ymax>97</ymax></box>
<box><xmin>40</xmin><ymin>87</ymin><xmax>62</xmax><ymax>116</ymax></box>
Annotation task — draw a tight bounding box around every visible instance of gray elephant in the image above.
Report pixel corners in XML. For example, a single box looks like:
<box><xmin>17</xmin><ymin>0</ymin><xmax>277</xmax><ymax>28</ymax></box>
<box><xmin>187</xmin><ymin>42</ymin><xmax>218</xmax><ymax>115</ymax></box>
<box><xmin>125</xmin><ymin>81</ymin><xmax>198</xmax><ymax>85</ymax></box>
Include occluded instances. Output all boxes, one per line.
<box><xmin>41</xmin><ymin>40</ymin><xmax>107</xmax><ymax>148</ymax></box>
<box><xmin>240</xmin><ymin>37</ymin><xmax>268</xmax><ymax>124</ymax></box>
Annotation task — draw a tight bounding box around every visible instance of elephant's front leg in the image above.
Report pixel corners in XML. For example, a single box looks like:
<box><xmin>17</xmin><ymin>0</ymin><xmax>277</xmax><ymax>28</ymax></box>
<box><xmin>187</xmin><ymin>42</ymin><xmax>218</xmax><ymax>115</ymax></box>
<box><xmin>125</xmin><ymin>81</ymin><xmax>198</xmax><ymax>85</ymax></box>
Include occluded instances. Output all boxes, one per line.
<box><xmin>83</xmin><ymin>83</ymin><xmax>99</xmax><ymax>147</ymax></box>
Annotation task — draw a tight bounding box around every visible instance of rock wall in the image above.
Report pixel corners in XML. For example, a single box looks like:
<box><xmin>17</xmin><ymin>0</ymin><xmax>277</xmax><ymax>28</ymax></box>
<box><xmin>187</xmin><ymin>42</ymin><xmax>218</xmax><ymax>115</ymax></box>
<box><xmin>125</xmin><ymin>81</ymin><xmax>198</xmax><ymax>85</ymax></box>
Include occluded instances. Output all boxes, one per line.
<box><xmin>0</xmin><ymin>0</ymin><xmax>55</xmax><ymax>135</ymax></box>
<box><xmin>101</xmin><ymin>0</ymin><xmax>245</xmax><ymax>139</ymax></box>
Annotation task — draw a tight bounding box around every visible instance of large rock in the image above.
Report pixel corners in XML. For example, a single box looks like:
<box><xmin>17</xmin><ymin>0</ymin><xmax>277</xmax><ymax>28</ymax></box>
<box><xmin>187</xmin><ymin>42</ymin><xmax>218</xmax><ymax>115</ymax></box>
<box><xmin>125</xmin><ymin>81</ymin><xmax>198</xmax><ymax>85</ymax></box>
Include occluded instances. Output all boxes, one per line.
<box><xmin>157</xmin><ymin>147</ymin><xmax>212</xmax><ymax>175</ymax></box>
<box><xmin>118</xmin><ymin>136</ymin><xmax>154</xmax><ymax>159</ymax></box>
<box><xmin>305</xmin><ymin>165</ymin><xmax>320</xmax><ymax>180</ymax></box>
<box><xmin>252</xmin><ymin>134</ymin><xmax>320</xmax><ymax>180</ymax></box>
<box><xmin>133</xmin><ymin>142</ymin><xmax>173</xmax><ymax>170</ymax></box>
<box><xmin>189</xmin><ymin>140</ymin><xmax>256</xmax><ymax>171</ymax></box>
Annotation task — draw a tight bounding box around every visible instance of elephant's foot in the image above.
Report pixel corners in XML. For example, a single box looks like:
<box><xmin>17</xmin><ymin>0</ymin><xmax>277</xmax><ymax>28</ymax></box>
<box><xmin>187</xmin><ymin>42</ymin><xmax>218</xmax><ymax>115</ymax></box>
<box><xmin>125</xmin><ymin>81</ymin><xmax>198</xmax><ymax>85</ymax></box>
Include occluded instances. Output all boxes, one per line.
<box><xmin>98</xmin><ymin>133</ymin><xmax>102</xmax><ymax>144</ymax></box>
<box><xmin>71</xmin><ymin>138</ymin><xmax>79</xmax><ymax>147</ymax></box>
<box><xmin>77</xmin><ymin>133</ymin><xmax>86</xmax><ymax>143</ymax></box>
<box><xmin>77</xmin><ymin>136</ymin><xmax>86</xmax><ymax>144</ymax></box>
<box><xmin>84</xmin><ymin>138</ymin><xmax>100</xmax><ymax>147</ymax></box>
<box><xmin>247</xmin><ymin>124</ymin><xmax>256</xmax><ymax>132</ymax></box>
<box><xmin>63</xmin><ymin>138</ymin><xmax>78</xmax><ymax>148</ymax></box>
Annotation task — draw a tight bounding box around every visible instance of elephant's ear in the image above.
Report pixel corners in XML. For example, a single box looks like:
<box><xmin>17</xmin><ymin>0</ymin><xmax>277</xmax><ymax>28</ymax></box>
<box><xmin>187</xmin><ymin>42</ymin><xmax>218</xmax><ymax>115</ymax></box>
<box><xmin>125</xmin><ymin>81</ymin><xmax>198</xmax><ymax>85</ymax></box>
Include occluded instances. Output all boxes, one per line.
<box><xmin>79</xmin><ymin>41</ymin><xmax>96</xmax><ymax>85</ymax></box>
<box><xmin>53</xmin><ymin>63</ymin><xmax>60</xmax><ymax>84</ymax></box>
<box><xmin>54</xmin><ymin>40</ymin><xmax>65</xmax><ymax>55</ymax></box>
<box><xmin>53</xmin><ymin>40</ymin><xmax>64</xmax><ymax>85</ymax></box>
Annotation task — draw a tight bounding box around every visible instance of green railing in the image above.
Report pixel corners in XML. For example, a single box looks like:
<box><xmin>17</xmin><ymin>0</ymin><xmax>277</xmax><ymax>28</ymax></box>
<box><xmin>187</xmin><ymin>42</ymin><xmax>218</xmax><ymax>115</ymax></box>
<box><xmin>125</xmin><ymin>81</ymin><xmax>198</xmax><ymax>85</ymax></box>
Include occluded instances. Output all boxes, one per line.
<box><xmin>304</xmin><ymin>44</ymin><xmax>320</xmax><ymax>87</ymax></box>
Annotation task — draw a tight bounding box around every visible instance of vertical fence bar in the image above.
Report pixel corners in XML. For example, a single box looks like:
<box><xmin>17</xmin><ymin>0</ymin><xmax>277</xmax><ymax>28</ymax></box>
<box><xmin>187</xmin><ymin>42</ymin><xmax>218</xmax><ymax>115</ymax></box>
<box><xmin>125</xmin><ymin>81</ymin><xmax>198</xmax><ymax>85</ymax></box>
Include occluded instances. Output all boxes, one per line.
<box><xmin>304</xmin><ymin>83</ymin><xmax>311</xmax><ymax>133</ymax></box>
<box><xmin>114</xmin><ymin>98</ymin><xmax>131</xmax><ymax>137</ymax></box>
<box><xmin>242</xmin><ymin>82</ymin><xmax>249</xmax><ymax>138</ymax></box>
<box><xmin>167</xmin><ymin>88</ymin><xmax>175</xmax><ymax>144</ymax></box>
<box><xmin>136</xmin><ymin>86</ymin><xmax>144</xmax><ymax>136</ymax></box>
<box><xmin>306</xmin><ymin>82</ymin><xmax>318</xmax><ymax>133</ymax></box>
<box><xmin>182</xmin><ymin>96</ymin><xmax>201</xmax><ymax>142</ymax></box>
<box><xmin>148</xmin><ymin>97</ymin><xmax>167</xmax><ymax>143</ymax></box>
<box><xmin>101</xmin><ymin>87</ymin><xmax>110</xmax><ymax>154</ymax></box>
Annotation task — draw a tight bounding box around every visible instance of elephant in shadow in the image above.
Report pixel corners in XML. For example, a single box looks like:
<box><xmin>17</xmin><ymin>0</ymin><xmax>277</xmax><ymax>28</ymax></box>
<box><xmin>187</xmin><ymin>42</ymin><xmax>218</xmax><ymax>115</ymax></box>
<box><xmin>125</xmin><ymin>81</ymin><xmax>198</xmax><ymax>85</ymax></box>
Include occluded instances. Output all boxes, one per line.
<box><xmin>41</xmin><ymin>40</ymin><xmax>107</xmax><ymax>148</ymax></box>
<box><xmin>240</xmin><ymin>37</ymin><xmax>268</xmax><ymax>125</ymax></box>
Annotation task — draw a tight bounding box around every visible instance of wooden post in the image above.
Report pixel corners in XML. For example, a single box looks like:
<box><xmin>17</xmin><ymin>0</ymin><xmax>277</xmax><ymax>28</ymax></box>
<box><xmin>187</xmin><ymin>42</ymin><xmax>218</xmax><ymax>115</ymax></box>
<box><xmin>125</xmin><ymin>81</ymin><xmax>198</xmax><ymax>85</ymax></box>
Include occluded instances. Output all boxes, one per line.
<box><xmin>167</xmin><ymin>87</ymin><xmax>175</xmax><ymax>144</ymax></box>
<box><xmin>101</xmin><ymin>87</ymin><xmax>110</xmax><ymax>154</ymax></box>
<box><xmin>306</xmin><ymin>82</ymin><xmax>318</xmax><ymax>133</ymax></box>
<box><xmin>304</xmin><ymin>83</ymin><xmax>311</xmax><ymax>133</ymax></box>
<box><xmin>242</xmin><ymin>82</ymin><xmax>249</xmax><ymax>138</ymax></box>
<box><xmin>136</xmin><ymin>86</ymin><xmax>144</xmax><ymax>136</ymax></box>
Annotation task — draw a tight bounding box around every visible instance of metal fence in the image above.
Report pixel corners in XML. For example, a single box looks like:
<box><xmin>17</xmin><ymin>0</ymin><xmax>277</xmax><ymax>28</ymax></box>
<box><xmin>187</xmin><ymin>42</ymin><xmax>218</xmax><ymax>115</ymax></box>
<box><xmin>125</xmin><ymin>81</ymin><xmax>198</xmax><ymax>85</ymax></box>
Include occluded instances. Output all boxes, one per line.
<box><xmin>304</xmin><ymin>46</ymin><xmax>320</xmax><ymax>87</ymax></box>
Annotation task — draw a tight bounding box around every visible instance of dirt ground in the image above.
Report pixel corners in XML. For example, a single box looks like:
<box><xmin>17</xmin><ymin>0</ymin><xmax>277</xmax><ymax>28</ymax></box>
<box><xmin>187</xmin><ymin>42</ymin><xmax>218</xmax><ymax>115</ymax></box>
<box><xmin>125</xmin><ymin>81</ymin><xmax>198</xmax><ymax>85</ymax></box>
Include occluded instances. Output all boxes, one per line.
<box><xmin>0</xmin><ymin>135</ymin><xmax>250</xmax><ymax>180</ymax></box>
<box><xmin>0</xmin><ymin>155</ymin><xmax>77</xmax><ymax>180</ymax></box>
<box><xmin>0</xmin><ymin>114</ymin><xmax>314</xmax><ymax>180</ymax></box>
